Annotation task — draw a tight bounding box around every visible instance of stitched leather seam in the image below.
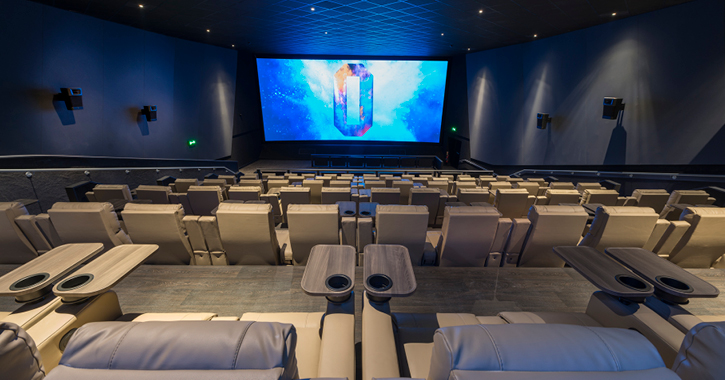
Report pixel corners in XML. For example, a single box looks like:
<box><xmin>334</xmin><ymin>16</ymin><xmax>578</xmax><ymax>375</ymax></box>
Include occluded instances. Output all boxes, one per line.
<box><xmin>585</xmin><ymin>327</ymin><xmax>621</xmax><ymax>371</ymax></box>
<box><xmin>671</xmin><ymin>324</ymin><xmax>708</xmax><ymax>374</ymax></box>
<box><xmin>232</xmin><ymin>321</ymin><xmax>254</xmax><ymax>369</ymax></box>
<box><xmin>109</xmin><ymin>324</ymin><xmax>137</xmax><ymax>369</ymax></box>
<box><xmin>6</xmin><ymin>325</ymin><xmax>46</xmax><ymax>376</ymax></box>
<box><xmin>478</xmin><ymin>324</ymin><xmax>503</xmax><ymax>370</ymax></box>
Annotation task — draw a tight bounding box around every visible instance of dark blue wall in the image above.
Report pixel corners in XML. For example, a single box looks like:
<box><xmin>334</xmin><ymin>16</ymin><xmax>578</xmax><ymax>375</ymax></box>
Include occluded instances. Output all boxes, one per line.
<box><xmin>466</xmin><ymin>0</ymin><xmax>725</xmax><ymax>166</ymax></box>
<box><xmin>0</xmin><ymin>0</ymin><xmax>237</xmax><ymax>160</ymax></box>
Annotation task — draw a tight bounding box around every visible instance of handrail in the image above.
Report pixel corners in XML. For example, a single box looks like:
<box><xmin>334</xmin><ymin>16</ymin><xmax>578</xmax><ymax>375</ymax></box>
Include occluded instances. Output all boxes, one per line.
<box><xmin>510</xmin><ymin>168</ymin><xmax>725</xmax><ymax>183</ymax></box>
<box><xmin>254</xmin><ymin>167</ymin><xmax>494</xmax><ymax>178</ymax></box>
<box><xmin>0</xmin><ymin>166</ymin><xmax>237</xmax><ymax>174</ymax></box>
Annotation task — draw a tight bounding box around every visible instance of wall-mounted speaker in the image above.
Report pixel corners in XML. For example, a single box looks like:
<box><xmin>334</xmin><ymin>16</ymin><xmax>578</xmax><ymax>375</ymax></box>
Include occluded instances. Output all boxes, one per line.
<box><xmin>536</xmin><ymin>113</ymin><xmax>551</xmax><ymax>129</ymax></box>
<box><xmin>143</xmin><ymin>105</ymin><xmax>157</xmax><ymax>121</ymax></box>
<box><xmin>602</xmin><ymin>97</ymin><xmax>625</xmax><ymax>120</ymax></box>
<box><xmin>61</xmin><ymin>88</ymin><xmax>83</xmax><ymax>110</ymax></box>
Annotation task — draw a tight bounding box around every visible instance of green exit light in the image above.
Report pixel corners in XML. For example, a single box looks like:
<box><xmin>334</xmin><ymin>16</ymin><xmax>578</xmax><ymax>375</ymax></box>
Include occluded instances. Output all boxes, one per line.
<box><xmin>451</xmin><ymin>127</ymin><xmax>457</xmax><ymax>132</ymax></box>
<box><xmin>187</xmin><ymin>139</ymin><xmax>197</xmax><ymax>147</ymax></box>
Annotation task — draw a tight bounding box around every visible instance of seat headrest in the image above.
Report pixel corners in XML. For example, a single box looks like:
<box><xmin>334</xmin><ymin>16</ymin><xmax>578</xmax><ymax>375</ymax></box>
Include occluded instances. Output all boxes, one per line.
<box><xmin>412</xmin><ymin>188</ymin><xmax>441</xmax><ymax>194</ymax></box>
<box><xmin>123</xmin><ymin>203</ymin><xmax>183</xmax><ymax>213</ymax></box>
<box><xmin>371</xmin><ymin>188</ymin><xmax>400</xmax><ymax>193</ymax></box>
<box><xmin>231</xmin><ymin>186</ymin><xmax>262</xmax><ymax>192</ymax></box>
<box><xmin>597</xmin><ymin>206</ymin><xmax>656</xmax><ymax>216</ymax></box>
<box><xmin>279</xmin><ymin>187</ymin><xmax>310</xmax><ymax>193</ymax></box>
<box><xmin>447</xmin><ymin>206</ymin><xmax>500</xmax><ymax>215</ymax></box>
<box><xmin>135</xmin><ymin>185</ymin><xmax>171</xmax><ymax>191</ymax></box>
<box><xmin>50</xmin><ymin>202</ymin><xmax>115</xmax><ymax>212</ymax></box>
<box><xmin>93</xmin><ymin>184</ymin><xmax>129</xmax><ymax>190</ymax></box>
<box><xmin>174</xmin><ymin>179</ymin><xmax>199</xmax><ymax>183</ymax></box>
<box><xmin>376</xmin><ymin>205</ymin><xmax>428</xmax><ymax>214</ymax></box>
<box><xmin>546</xmin><ymin>189</ymin><xmax>580</xmax><ymax>195</ymax></box>
<box><xmin>0</xmin><ymin>202</ymin><xmax>25</xmax><ymax>213</ymax></box>
<box><xmin>187</xmin><ymin>185</ymin><xmax>221</xmax><ymax>193</ymax></box>
<box><xmin>583</xmin><ymin>189</ymin><xmax>619</xmax><ymax>195</ymax></box>
<box><xmin>459</xmin><ymin>188</ymin><xmax>487</xmax><ymax>193</ymax></box>
<box><xmin>287</xmin><ymin>204</ymin><xmax>337</xmax><ymax>214</ymax></box>
<box><xmin>0</xmin><ymin>322</ymin><xmax>45</xmax><ymax>380</ymax></box>
<box><xmin>218</xmin><ymin>203</ymin><xmax>272</xmax><ymax>213</ymax></box>
<box><xmin>322</xmin><ymin>187</ymin><xmax>351</xmax><ymax>193</ymax></box>
<box><xmin>428</xmin><ymin>324</ymin><xmax>668</xmax><ymax>380</ymax></box>
<box><xmin>56</xmin><ymin>321</ymin><xmax>296</xmax><ymax>379</ymax></box>
<box><xmin>681</xmin><ymin>206</ymin><xmax>725</xmax><ymax>219</ymax></box>
<box><xmin>496</xmin><ymin>188</ymin><xmax>530</xmax><ymax>195</ymax></box>
<box><xmin>531</xmin><ymin>205</ymin><xmax>588</xmax><ymax>215</ymax></box>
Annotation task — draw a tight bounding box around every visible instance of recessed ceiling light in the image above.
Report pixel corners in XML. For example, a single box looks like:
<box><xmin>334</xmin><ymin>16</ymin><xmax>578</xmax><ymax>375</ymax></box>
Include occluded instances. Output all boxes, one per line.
<box><xmin>325</xmin><ymin>31</ymin><xmax>328</xmax><ymax>34</ymax></box>
<box><xmin>612</xmin><ymin>12</ymin><xmax>617</xmax><ymax>16</ymax></box>
<box><xmin>441</xmin><ymin>33</ymin><xmax>444</xmax><ymax>36</ymax></box>
<box><xmin>468</xmin><ymin>48</ymin><xmax>471</xmax><ymax>50</ymax></box>
<box><xmin>138</xmin><ymin>4</ymin><xmax>144</xmax><ymax>8</ymax></box>
<box><xmin>206</xmin><ymin>29</ymin><xmax>210</xmax><ymax>32</ymax></box>
<box><xmin>232</xmin><ymin>44</ymin><xmax>235</xmax><ymax>47</ymax></box>
<box><xmin>479</xmin><ymin>9</ymin><xmax>483</xmax><ymax>14</ymax></box>
<box><xmin>533</xmin><ymin>34</ymin><xmax>538</xmax><ymax>37</ymax></box>
<box><xmin>311</xmin><ymin>7</ymin><xmax>315</xmax><ymax>11</ymax></box>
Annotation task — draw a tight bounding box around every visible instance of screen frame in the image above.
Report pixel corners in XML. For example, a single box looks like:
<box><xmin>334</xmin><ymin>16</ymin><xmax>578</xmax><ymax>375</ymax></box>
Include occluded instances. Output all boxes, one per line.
<box><xmin>254</xmin><ymin>54</ymin><xmax>451</xmax><ymax>146</ymax></box>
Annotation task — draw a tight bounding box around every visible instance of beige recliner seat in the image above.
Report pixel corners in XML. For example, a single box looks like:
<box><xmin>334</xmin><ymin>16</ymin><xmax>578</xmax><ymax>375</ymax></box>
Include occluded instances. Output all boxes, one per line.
<box><xmin>549</xmin><ymin>181</ymin><xmax>575</xmax><ymax>190</ymax></box>
<box><xmin>0</xmin><ymin>202</ymin><xmax>42</xmax><ymax>264</ymax></box>
<box><xmin>427</xmin><ymin>179</ymin><xmax>450</xmax><ymax>194</ymax></box>
<box><xmin>660</xmin><ymin>190</ymin><xmax>715</xmax><ymax>219</ymax></box>
<box><xmin>279</xmin><ymin>187</ymin><xmax>311</xmax><ymax>224</ymax></box>
<box><xmin>364</xmin><ymin>180</ymin><xmax>386</xmax><ymax>189</ymax></box>
<box><xmin>409</xmin><ymin>188</ymin><xmax>444</xmax><ymax>226</ymax></box>
<box><xmin>494</xmin><ymin>188</ymin><xmax>533</xmax><ymax>218</ymax></box>
<box><xmin>580</xmin><ymin>188</ymin><xmax>620</xmax><ymax>205</ymax></box>
<box><xmin>217</xmin><ymin>174</ymin><xmax>237</xmax><ymax>185</ymax></box>
<box><xmin>513</xmin><ymin>181</ymin><xmax>539</xmax><ymax>195</ymax></box>
<box><xmin>375</xmin><ymin>205</ymin><xmax>429</xmax><ymax>265</ymax></box>
<box><xmin>668</xmin><ymin>207</ymin><xmax>725</xmax><ymax>268</ymax></box>
<box><xmin>371</xmin><ymin>187</ymin><xmax>401</xmax><ymax>205</ymax></box>
<box><xmin>321</xmin><ymin>187</ymin><xmax>351</xmax><ymax>204</ymax></box>
<box><xmin>329</xmin><ymin>179</ymin><xmax>351</xmax><ymax>188</ymax></box>
<box><xmin>121</xmin><ymin>204</ymin><xmax>194</xmax><ymax>265</ymax></box>
<box><xmin>543</xmin><ymin>189</ymin><xmax>581</xmax><ymax>205</ymax></box>
<box><xmin>47</xmin><ymin>202</ymin><xmax>131</xmax><ymax>251</ymax></box>
<box><xmin>579</xmin><ymin>206</ymin><xmax>663</xmax><ymax>253</ymax></box>
<box><xmin>186</xmin><ymin>186</ymin><xmax>223</xmax><ymax>216</ymax></box>
<box><xmin>202</xmin><ymin>179</ymin><xmax>230</xmax><ymax>199</ymax></box>
<box><xmin>228</xmin><ymin>186</ymin><xmax>262</xmax><ymax>201</ymax></box>
<box><xmin>632</xmin><ymin>189</ymin><xmax>670</xmax><ymax>213</ymax></box>
<box><xmin>134</xmin><ymin>185</ymin><xmax>171</xmax><ymax>204</ymax></box>
<box><xmin>457</xmin><ymin>188</ymin><xmax>488</xmax><ymax>205</ymax></box>
<box><xmin>517</xmin><ymin>205</ymin><xmax>589</xmax><ymax>267</ymax></box>
<box><xmin>392</xmin><ymin>180</ymin><xmax>414</xmax><ymax>205</ymax></box>
<box><xmin>302</xmin><ymin>179</ymin><xmax>324</xmax><ymax>204</ymax></box>
<box><xmin>267</xmin><ymin>179</ymin><xmax>290</xmax><ymax>193</ymax></box>
<box><xmin>576</xmin><ymin>182</ymin><xmax>604</xmax><ymax>194</ymax></box>
<box><xmin>285</xmin><ymin>204</ymin><xmax>340</xmax><ymax>265</ymax></box>
<box><xmin>216</xmin><ymin>203</ymin><xmax>281</xmax><ymax>265</ymax></box>
<box><xmin>87</xmin><ymin>184</ymin><xmax>132</xmax><ymax>202</ymax></box>
<box><xmin>434</xmin><ymin>206</ymin><xmax>503</xmax><ymax>267</ymax></box>
<box><xmin>171</xmin><ymin>178</ymin><xmax>200</xmax><ymax>193</ymax></box>
<box><xmin>237</xmin><ymin>178</ymin><xmax>263</xmax><ymax>188</ymax></box>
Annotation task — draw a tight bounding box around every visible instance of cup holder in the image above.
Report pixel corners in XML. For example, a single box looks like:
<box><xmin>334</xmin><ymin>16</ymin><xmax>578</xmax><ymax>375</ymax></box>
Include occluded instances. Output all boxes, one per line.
<box><xmin>57</xmin><ymin>274</ymin><xmax>94</xmax><ymax>291</ymax></box>
<box><xmin>366</xmin><ymin>274</ymin><xmax>392</xmax><ymax>292</ymax></box>
<box><xmin>325</xmin><ymin>274</ymin><xmax>352</xmax><ymax>292</ymax></box>
<box><xmin>360</xmin><ymin>211</ymin><xmax>371</xmax><ymax>216</ymax></box>
<box><xmin>616</xmin><ymin>275</ymin><xmax>648</xmax><ymax>291</ymax></box>
<box><xmin>10</xmin><ymin>273</ymin><xmax>49</xmax><ymax>291</ymax></box>
<box><xmin>656</xmin><ymin>276</ymin><xmax>693</xmax><ymax>293</ymax></box>
<box><xmin>344</xmin><ymin>210</ymin><xmax>355</xmax><ymax>215</ymax></box>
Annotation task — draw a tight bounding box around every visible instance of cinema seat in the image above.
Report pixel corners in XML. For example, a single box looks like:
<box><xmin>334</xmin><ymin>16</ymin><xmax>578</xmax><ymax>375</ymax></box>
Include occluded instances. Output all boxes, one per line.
<box><xmin>409</xmin><ymin>188</ymin><xmax>443</xmax><ymax>225</ymax></box>
<box><xmin>580</xmin><ymin>189</ymin><xmax>620</xmax><ymax>206</ymax></box>
<box><xmin>186</xmin><ymin>186</ymin><xmax>223</xmax><ymax>216</ymax></box>
<box><xmin>435</xmin><ymin>206</ymin><xmax>502</xmax><ymax>267</ymax></box>
<box><xmin>518</xmin><ymin>205</ymin><xmax>589</xmax><ymax>267</ymax></box>
<box><xmin>579</xmin><ymin>206</ymin><xmax>663</xmax><ymax>253</ymax></box>
<box><xmin>660</xmin><ymin>190</ymin><xmax>715</xmax><ymax>219</ymax></box>
<box><xmin>427</xmin><ymin>179</ymin><xmax>450</xmax><ymax>194</ymax></box>
<box><xmin>364</xmin><ymin>180</ymin><xmax>386</xmax><ymax>189</ymax></box>
<box><xmin>453</xmin><ymin>180</ymin><xmax>478</xmax><ymax>195</ymax></box>
<box><xmin>134</xmin><ymin>185</ymin><xmax>171</xmax><ymax>204</ymax></box>
<box><xmin>217</xmin><ymin>174</ymin><xmax>237</xmax><ymax>185</ymax></box>
<box><xmin>261</xmin><ymin>190</ymin><xmax>283</xmax><ymax>224</ymax></box>
<box><xmin>170</xmin><ymin>178</ymin><xmax>200</xmax><ymax>193</ymax></box>
<box><xmin>228</xmin><ymin>186</ymin><xmax>262</xmax><ymax>201</ymax></box>
<box><xmin>285</xmin><ymin>204</ymin><xmax>340</xmax><ymax>265</ymax></box>
<box><xmin>267</xmin><ymin>179</ymin><xmax>290</xmax><ymax>193</ymax></box>
<box><xmin>121</xmin><ymin>204</ymin><xmax>194</xmax><ymax>265</ymax></box>
<box><xmin>375</xmin><ymin>205</ymin><xmax>429</xmax><ymax>265</ymax></box>
<box><xmin>544</xmin><ymin>189</ymin><xmax>581</xmax><ymax>205</ymax></box>
<box><xmin>457</xmin><ymin>188</ymin><xmax>489</xmax><ymax>205</ymax></box>
<box><xmin>319</xmin><ymin>187</ymin><xmax>350</xmax><ymax>204</ymax></box>
<box><xmin>371</xmin><ymin>187</ymin><xmax>400</xmax><ymax>205</ymax></box>
<box><xmin>550</xmin><ymin>181</ymin><xmax>576</xmax><ymax>190</ymax></box>
<box><xmin>576</xmin><ymin>182</ymin><xmax>605</xmax><ymax>194</ymax></box>
<box><xmin>668</xmin><ymin>207</ymin><xmax>725</xmax><ymax>268</ymax></box>
<box><xmin>329</xmin><ymin>179</ymin><xmax>351</xmax><ymax>188</ymax></box>
<box><xmin>392</xmin><ymin>180</ymin><xmax>415</xmax><ymax>205</ymax></box>
<box><xmin>513</xmin><ymin>181</ymin><xmax>539</xmax><ymax>195</ymax></box>
<box><xmin>168</xmin><ymin>192</ymin><xmax>194</xmax><ymax>215</ymax></box>
<box><xmin>526</xmin><ymin>177</ymin><xmax>548</xmax><ymax>187</ymax></box>
<box><xmin>632</xmin><ymin>189</ymin><xmax>670</xmax><ymax>213</ymax></box>
<box><xmin>47</xmin><ymin>202</ymin><xmax>131</xmax><ymax>250</ymax></box>
<box><xmin>302</xmin><ymin>179</ymin><xmax>324</xmax><ymax>203</ymax></box>
<box><xmin>87</xmin><ymin>184</ymin><xmax>132</xmax><ymax>202</ymax></box>
<box><xmin>476</xmin><ymin>176</ymin><xmax>497</xmax><ymax>188</ymax></box>
<box><xmin>493</xmin><ymin>188</ymin><xmax>533</xmax><ymax>218</ymax></box>
<box><xmin>216</xmin><ymin>203</ymin><xmax>282</xmax><ymax>265</ymax></box>
<box><xmin>279</xmin><ymin>186</ymin><xmax>311</xmax><ymax>224</ymax></box>
<box><xmin>237</xmin><ymin>178</ymin><xmax>263</xmax><ymax>188</ymax></box>
<box><xmin>0</xmin><ymin>202</ymin><xmax>41</xmax><ymax>264</ymax></box>
<box><xmin>202</xmin><ymin>178</ymin><xmax>230</xmax><ymax>198</ymax></box>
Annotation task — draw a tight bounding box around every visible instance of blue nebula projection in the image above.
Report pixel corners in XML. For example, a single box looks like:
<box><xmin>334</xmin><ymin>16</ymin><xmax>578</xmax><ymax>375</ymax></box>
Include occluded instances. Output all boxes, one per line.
<box><xmin>257</xmin><ymin>58</ymin><xmax>448</xmax><ymax>142</ymax></box>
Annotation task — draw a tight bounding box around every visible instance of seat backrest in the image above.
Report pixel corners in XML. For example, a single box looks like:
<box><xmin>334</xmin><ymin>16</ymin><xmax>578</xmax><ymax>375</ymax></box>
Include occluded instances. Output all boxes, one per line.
<box><xmin>203</xmin><ymin>179</ymin><xmax>229</xmax><ymax>188</ymax></box>
<box><xmin>302</xmin><ymin>179</ymin><xmax>324</xmax><ymax>204</ymax></box>
<box><xmin>121</xmin><ymin>204</ymin><xmax>193</xmax><ymax>265</ymax></box>
<box><xmin>580</xmin><ymin>206</ymin><xmax>659</xmax><ymax>253</ymax></box>
<box><xmin>51</xmin><ymin>321</ymin><xmax>298</xmax><ymax>380</ymax></box>
<box><xmin>0</xmin><ymin>202</ymin><xmax>38</xmax><ymax>264</ymax></box>
<box><xmin>375</xmin><ymin>205</ymin><xmax>429</xmax><ymax>265</ymax></box>
<box><xmin>549</xmin><ymin>182</ymin><xmax>575</xmax><ymax>190</ymax></box>
<box><xmin>47</xmin><ymin>202</ymin><xmax>129</xmax><ymax>250</ymax></box>
<box><xmin>457</xmin><ymin>188</ymin><xmax>489</xmax><ymax>205</ymax></box>
<box><xmin>667</xmin><ymin>190</ymin><xmax>711</xmax><ymax>206</ymax></box>
<box><xmin>438</xmin><ymin>206</ymin><xmax>501</xmax><ymax>267</ymax></box>
<box><xmin>427</xmin><ymin>180</ymin><xmax>449</xmax><ymax>193</ymax></box>
<box><xmin>329</xmin><ymin>180</ymin><xmax>351</xmax><ymax>188</ymax></box>
<box><xmin>321</xmin><ymin>188</ymin><xmax>351</xmax><ymax>204</ymax></box>
<box><xmin>173</xmin><ymin>179</ymin><xmax>200</xmax><ymax>193</ymax></box>
<box><xmin>279</xmin><ymin>187</ymin><xmax>311</xmax><ymax>219</ymax></box>
<box><xmin>546</xmin><ymin>189</ymin><xmax>581</xmax><ymax>205</ymax></box>
<box><xmin>92</xmin><ymin>184</ymin><xmax>132</xmax><ymax>202</ymax></box>
<box><xmin>229</xmin><ymin>186</ymin><xmax>262</xmax><ymax>201</ymax></box>
<box><xmin>519</xmin><ymin>205</ymin><xmax>589</xmax><ymax>267</ymax></box>
<box><xmin>364</xmin><ymin>180</ymin><xmax>386</xmax><ymax>189</ymax></box>
<box><xmin>427</xmin><ymin>324</ymin><xmax>676</xmax><ymax>380</ymax></box>
<box><xmin>287</xmin><ymin>204</ymin><xmax>339</xmax><ymax>265</ymax></box>
<box><xmin>494</xmin><ymin>189</ymin><xmax>531</xmax><ymax>218</ymax></box>
<box><xmin>526</xmin><ymin>178</ymin><xmax>548</xmax><ymax>187</ymax></box>
<box><xmin>238</xmin><ymin>179</ymin><xmax>264</xmax><ymax>188</ymax></box>
<box><xmin>286</xmin><ymin>175</ymin><xmax>305</xmax><ymax>183</ymax></box>
<box><xmin>668</xmin><ymin>207</ymin><xmax>725</xmax><ymax>268</ymax></box>
<box><xmin>0</xmin><ymin>322</ymin><xmax>45</xmax><ymax>380</ymax></box>
<box><xmin>135</xmin><ymin>185</ymin><xmax>171</xmax><ymax>204</ymax></box>
<box><xmin>371</xmin><ymin>188</ymin><xmax>401</xmax><ymax>205</ymax></box>
<box><xmin>216</xmin><ymin>203</ymin><xmax>280</xmax><ymax>265</ymax></box>
<box><xmin>673</xmin><ymin>321</ymin><xmax>725</xmax><ymax>380</ymax></box>
<box><xmin>392</xmin><ymin>181</ymin><xmax>415</xmax><ymax>205</ymax></box>
<box><xmin>581</xmin><ymin>189</ymin><xmax>620</xmax><ymax>206</ymax></box>
<box><xmin>409</xmin><ymin>188</ymin><xmax>441</xmax><ymax>225</ymax></box>
<box><xmin>186</xmin><ymin>186</ymin><xmax>223</xmax><ymax>216</ymax></box>
<box><xmin>632</xmin><ymin>189</ymin><xmax>670</xmax><ymax>213</ymax></box>
<box><xmin>488</xmin><ymin>182</ymin><xmax>512</xmax><ymax>191</ymax></box>
<box><xmin>267</xmin><ymin>179</ymin><xmax>290</xmax><ymax>192</ymax></box>
<box><xmin>513</xmin><ymin>182</ymin><xmax>539</xmax><ymax>196</ymax></box>
<box><xmin>576</xmin><ymin>182</ymin><xmax>604</xmax><ymax>194</ymax></box>
<box><xmin>217</xmin><ymin>175</ymin><xmax>237</xmax><ymax>185</ymax></box>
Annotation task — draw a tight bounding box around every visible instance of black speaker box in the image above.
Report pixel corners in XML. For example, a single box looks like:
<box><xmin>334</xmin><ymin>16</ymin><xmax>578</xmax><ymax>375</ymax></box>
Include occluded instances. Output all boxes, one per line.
<box><xmin>143</xmin><ymin>105</ymin><xmax>157</xmax><ymax>121</ymax></box>
<box><xmin>602</xmin><ymin>97</ymin><xmax>625</xmax><ymax>120</ymax></box>
<box><xmin>61</xmin><ymin>88</ymin><xmax>83</xmax><ymax>110</ymax></box>
<box><xmin>536</xmin><ymin>113</ymin><xmax>550</xmax><ymax>129</ymax></box>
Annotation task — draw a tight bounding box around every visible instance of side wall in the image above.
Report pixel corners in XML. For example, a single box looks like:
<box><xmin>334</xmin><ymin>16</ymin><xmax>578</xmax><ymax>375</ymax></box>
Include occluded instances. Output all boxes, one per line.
<box><xmin>466</xmin><ymin>0</ymin><xmax>725</xmax><ymax>166</ymax></box>
<box><xmin>0</xmin><ymin>0</ymin><xmax>237</xmax><ymax>160</ymax></box>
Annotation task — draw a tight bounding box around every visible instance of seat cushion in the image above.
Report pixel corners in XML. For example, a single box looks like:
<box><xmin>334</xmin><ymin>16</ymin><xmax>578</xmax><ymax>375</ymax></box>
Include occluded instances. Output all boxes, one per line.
<box><xmin>0</xmin><ymin>322</ymin><xmax>45</xmax><ymax>380</ymax></box>
<box><xmin>116</xmin><ymin>313</ymin><xmax>217</xmax><ymax>322</ymax></box>
<box><xmin>499</xmin><ymin>311</ymin><xmax>602</xmax><ymax>326</ymax></box>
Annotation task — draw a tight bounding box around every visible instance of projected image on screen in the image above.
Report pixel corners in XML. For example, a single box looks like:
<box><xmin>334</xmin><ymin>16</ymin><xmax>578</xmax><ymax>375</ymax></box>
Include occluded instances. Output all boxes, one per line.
<box><xmin>257</xmin><ymin>59</ymin><xmax>448</xmax><ymax>142</ymax></box>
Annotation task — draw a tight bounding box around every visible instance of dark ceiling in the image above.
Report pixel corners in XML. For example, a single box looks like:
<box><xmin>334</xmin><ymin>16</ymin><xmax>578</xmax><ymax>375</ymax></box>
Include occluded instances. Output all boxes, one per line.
<box><xmin>32</xmin><ymin>0</ymin><xmax>693</xmax><ymax>56</ymax></box>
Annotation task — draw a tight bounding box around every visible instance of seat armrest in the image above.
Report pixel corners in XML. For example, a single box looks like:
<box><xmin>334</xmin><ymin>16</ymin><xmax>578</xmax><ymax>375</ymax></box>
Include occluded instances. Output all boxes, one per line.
<box><xmin>15</xmin><ymin>215</ymin><xmax>53</xmax><ymax>254</ymax></box>
<box><xmin>643</xmin><ymin>218</ymin><xmax>671</xmax><ymax>252</ymax></box>
<box><xmin>491</xmin><ymin>218</ymin><xmax>513</xmax><ymax>253</ymax></box>
<box><xmin>35</xmin><ymin>214</ymin><xmax>62</xmax><ymax>247</ymax></box>
<box><xmin>653</xmin><ymin>221</ymin><xmax>691</xmax><ymax>258</ymax></box>
<box><xmin>318</xmin><ymin>313</ymin><xmax>356</xmax><ymax>380</ymax></box>
<box><xmin>85</xmin><ymin>191</ymin><xmax>97</xmax><ymax>202</ymax></box>
<box><xmin>504</xmin><ymin>218</ymin><xmax>531</xmax><ymax>255</ymax></box>
<box><xmin>362</xmin><ymin>293</ymin><xmax>399</xmax><ymax>380</ymax></box>
<box><xmin>199</xmin><ymin>216</ymin><xmax>226</xmax><ymax>265</ymax></box>
<box><xmin>182</xmin><ymin>215</ymin><xmax>209</xmax><ymax>265</ymax></box>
